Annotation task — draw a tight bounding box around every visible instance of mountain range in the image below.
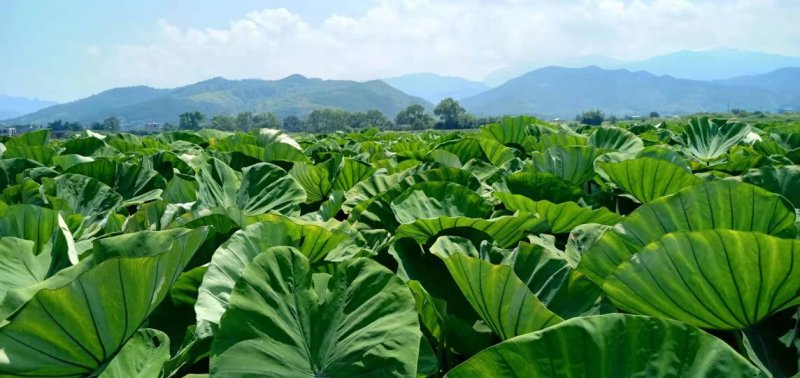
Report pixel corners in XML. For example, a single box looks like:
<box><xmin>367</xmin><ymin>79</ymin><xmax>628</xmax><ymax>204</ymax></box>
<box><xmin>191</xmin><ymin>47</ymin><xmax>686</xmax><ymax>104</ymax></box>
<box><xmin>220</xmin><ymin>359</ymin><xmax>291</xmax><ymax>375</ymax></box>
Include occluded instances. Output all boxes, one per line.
<box><xmin>0</xmin><ymin>95</ymin><xmax>58</xmax><ymax>120</ymax></box>
<box><xmin>4</xmin><ymin>75</ymin><xmax>431</xmax><ymax>126</ymax></box>
<box><xmin>2</xmin><ymin>49</ymin><xmax>800</xmax><ymax>126</ymax></box>
<box><xmin>461</xmin><ymin>66</ymin><xmax>800</xmax><ymax>119</ymax></box>
<box><xmin>382</xmin><ymin>73</ymin><xmax>489</xmax><ymax>103</ymax></box>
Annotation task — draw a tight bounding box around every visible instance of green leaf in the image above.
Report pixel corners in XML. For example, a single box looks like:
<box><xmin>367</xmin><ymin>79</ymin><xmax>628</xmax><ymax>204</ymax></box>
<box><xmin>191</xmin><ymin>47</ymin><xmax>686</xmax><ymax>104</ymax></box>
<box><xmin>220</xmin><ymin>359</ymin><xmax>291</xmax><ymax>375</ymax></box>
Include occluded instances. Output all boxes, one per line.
<box><xmin>391</xmin><ymin>182</ymin><xmax>492</xmax><ymax>224</ymax></box>
<box><xmin>42</xmin><ymin>174</ymin><xmax>123</xmax><ymax>238</ymax></box>
<box><xmin>0</xmin><ymin>238</ymin><xmax>49</xmax><ymax>302</ymax></box>
<box><xmin>3</xmin><ymin>130</ymin><xmax>54</xmax><ymax>164</ymax></box>
<box><xmin>531</xmin><ymin>146</ymin><xmax>604</xmax><ymax>185</ymax></box>
<box><xmin>499</xmin><ymin>171</ymin><xmax>584</xmax><ymax>203</ymax></box>
<box><xmin>255</xmin><ymin>128</ymin><xmax>308</xmax><ymax>163</ymax></box>
<box><xmin>99</xmin><ymin>329</ymin><xmax>170</xmax><ymax>378</ymax></box>
<box><xmin>195</xmin><ymin>219</ymin><xmax>355</xmax><ymax>328</ymax></box>
<box><xmin>64</xmin><ymin>159</ymin><xmax>166</xmax><ymax>205</ymax></box>
<box><xmin>438</xmin><ymin>252</ymin><xmax>563</xmax><ymax>340</ymax></box>
<box><xmin>0</xmin><ymin>158</ymin><xmax>43</xmax><ymax>191</ymax></box>
<box><xmin>741</xmin><ymin>165</ymin><xmax>800</xmax><ymax>208</ymax></box>
<box><xmin>446</xmin><ymin>314</ymin><xmax>763</xmax><ymax>377</ymax></box>
<box><xmin>196</xmin><ymin>159</ymin><xmax>306</xmax><ymax>216</ymax></box>
<box><xmin>588</xmin><ymin>126</ymin><xmax>643</xmax><ymax>154</ymax></box>
<box><xmin>680</xmin><ymin>118</ymin><xmax>750</xmax><ymax>162</ymax></box>
<box><xmin>509</xmin><ymin>242</ymin><xmax>608</xmax><ymax>319</ymax></box>
<box><xmin>495</xmin><ymin>192</ymin><xmax>621</xmax><ymax>233</ymax></box>
<box><xmin>597</xmin><ymin>157</ymin><xmax>703</xmax><ymax>203</ymax></box>
<box><xmin>210</xmin><ymin>248</ymin><xmax>420</xmax><ymax>377</ymax></box>
<box><xmin>603</xmin><ymin>230</ymin><xmax>800</xmax><ymax>330</ymax></box>
<box><xmin>0</xmin><ymin>227</ymin><xmax>207</xmax><ymax>377</ymax></box>
<box><xmin>289</xmin><ymin>159</ymin><xmax>337</xmax><ymax>203</ymax></box>
<box><xmin>395</xmin><ymin>213</ymin><xmax>546</xmax><ymax>248</ymax></box>
<box><xmin>576</xmin><ymin>181</ymin><xmax>797</xmax><ymax>283</ymax></box>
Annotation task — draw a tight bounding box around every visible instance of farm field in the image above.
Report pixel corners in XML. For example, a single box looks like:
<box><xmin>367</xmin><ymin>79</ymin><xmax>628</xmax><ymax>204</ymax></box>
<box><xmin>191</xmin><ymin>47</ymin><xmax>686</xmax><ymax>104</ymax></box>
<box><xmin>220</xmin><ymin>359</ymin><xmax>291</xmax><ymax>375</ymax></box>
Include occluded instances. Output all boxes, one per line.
<box><xmin>0</xmin><ymin>116</ymin><xmax>798</xmax><ymax>377</ymax></box>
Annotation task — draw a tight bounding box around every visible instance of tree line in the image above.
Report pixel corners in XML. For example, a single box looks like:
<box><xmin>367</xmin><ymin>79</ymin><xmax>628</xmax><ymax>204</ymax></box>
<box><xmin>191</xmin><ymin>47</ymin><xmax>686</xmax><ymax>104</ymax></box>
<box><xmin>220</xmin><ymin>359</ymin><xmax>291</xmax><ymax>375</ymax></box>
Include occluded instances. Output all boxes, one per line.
<box><xmin>5</xmin><ymin>98</ymin><xmax>499</xmax><ymax>134</ymax></box>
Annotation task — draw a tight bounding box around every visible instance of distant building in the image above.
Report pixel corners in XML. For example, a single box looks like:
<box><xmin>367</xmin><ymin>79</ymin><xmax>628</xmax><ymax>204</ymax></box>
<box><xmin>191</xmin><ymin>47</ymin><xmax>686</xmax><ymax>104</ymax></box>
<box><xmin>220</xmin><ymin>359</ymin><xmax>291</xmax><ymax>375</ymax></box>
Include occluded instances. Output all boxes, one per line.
<box><xmin>145</xmin><ymin>122</ymin><xmax>161</xmax><ymax>132</ymax></box>
<box><xmin>0</xmin><ymin>127</ymin><xmax>17</xmax><ymax>136</ymax></box>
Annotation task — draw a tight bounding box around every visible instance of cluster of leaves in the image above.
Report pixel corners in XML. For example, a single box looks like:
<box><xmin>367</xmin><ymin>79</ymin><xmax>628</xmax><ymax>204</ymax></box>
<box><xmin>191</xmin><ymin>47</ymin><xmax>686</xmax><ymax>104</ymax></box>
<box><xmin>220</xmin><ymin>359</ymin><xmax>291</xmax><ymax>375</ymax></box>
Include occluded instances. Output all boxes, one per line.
<box><xmin>0</xmin><ymin>116</ymin><xmax>798</xmax><ymax>377</ymax></box>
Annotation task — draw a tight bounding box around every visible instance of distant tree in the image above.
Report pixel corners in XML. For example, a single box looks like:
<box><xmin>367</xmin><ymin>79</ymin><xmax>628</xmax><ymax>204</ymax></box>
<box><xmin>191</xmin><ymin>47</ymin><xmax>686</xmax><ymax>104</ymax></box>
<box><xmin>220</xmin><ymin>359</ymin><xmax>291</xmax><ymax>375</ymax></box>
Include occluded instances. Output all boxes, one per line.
<box><xmin>179</xmin><ymin>111</ymin><xmax>206</xmax><ymax>130</ymax></box>
<box><xmin>210</xmin><ymin>115</ymin><xmax>235</xmax><ymax>131</ymax></box>
<box><xmin>577</xmin><ymin>109</ymin><xmax>605</xmax><ymax>126</ymax></box>
<box><xmin>283</xmin><ymin>115</ymin><xmax>303</xmax><ymax>132</ymax></box>
<box><xmin>649</xmin><ymin>111</ymin><xmax>660</xmax><ymax>118</ymax></box>
<box><xmin>350</xmin><ymin>110</ymin><xmax>392</xmax><ymax>129</ymax></box>
<box><xmin>253</xmin><ymin>113</ymin><xmax>282</xmax><ymax>130</ymax></box>
<box><xmin>102</xmin><ymin>116</ymin><xmax>121</xmax><ymax>132</ymax></box>
<box><xmin>396</xmin><ymin>104</ymin><xmax>434</xmax><ymax>130</ymax></box>
<box><xmin>607</xmin><ymin>115</ymin><xmax>619</xmax><ymax>124</ymax></box>
<box><xmin>90</xmin><ymin>121</ymin><xmax>104</xmax><ymax>131</ymax></box>
<box><xmin>434</xmin><ymin>98</ymin><xmax>467</xmax><ymax>129</ymax></box>
<box><xmin>162</xmin><ymin>122</ymin><xmax>177</xmax><ymax>131</ymax></box>
<box><xmin>235</xmin><ymin>112</ymin><xmax>254</xmax><ymax>131</ymax></box>
<box><xmin>307</xmin><ymin>109</ymin><xmax>352</xmax><ymax>133</ymax></box>
<box><xmin>47</xmin><ymin>120</ymin><xmax>82</xmax><ymax>132</ymax></box>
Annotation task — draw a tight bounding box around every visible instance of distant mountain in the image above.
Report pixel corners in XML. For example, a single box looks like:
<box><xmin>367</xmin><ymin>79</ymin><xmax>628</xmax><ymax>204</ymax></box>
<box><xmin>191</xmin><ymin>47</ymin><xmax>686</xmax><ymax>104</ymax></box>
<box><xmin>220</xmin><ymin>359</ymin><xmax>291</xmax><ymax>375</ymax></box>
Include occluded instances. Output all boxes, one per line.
<box><xmin>0</xmin><ymin>95</ymin><xmax>58</xmax><ymax>120</ymax></box>
<box><xmin>382</xmin><ymin>73</ymin><xmax>489</xmax><ymax>103</ymax></box>
<box><xmin>461</xmin><ymin>66</ymin><xmax>800</xmax><ymax>119</ymax></box>
<box><xmin>483</xmin><ymin>55</ymin><xmax>624</xmax><ymax>88</ymax></box>
<box><xmin>620</xmin><ymin>49</ymin><xmax>800</xmax><ymax>81</ymax></box>
<box><xmin>4</xmin><ymin>75</ymin><xmax>431</xmax><ymax>126</ymax></box>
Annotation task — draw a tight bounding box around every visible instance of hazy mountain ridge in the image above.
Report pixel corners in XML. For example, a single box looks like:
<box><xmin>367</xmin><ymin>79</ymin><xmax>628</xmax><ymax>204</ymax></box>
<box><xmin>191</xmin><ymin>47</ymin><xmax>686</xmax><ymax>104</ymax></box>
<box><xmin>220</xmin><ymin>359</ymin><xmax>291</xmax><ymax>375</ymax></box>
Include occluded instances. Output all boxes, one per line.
<box><xmin>4</xmin><ymin>75</ymin><xmax>432</xmax><ymax>125</ymax></box>
<box><xmin>0</xmin><ymin>95</ymin><xmax>59</xmax><ymax>120</ymax></box>
<box><xmin>382</xmin><ymin>73</ymin><xmax>489</xmax><ymax>103</ymax></box>
<box><xmin>461</xmin><ymin>66</ymin><xmax>800</xmax><ymax>118</ymax></box>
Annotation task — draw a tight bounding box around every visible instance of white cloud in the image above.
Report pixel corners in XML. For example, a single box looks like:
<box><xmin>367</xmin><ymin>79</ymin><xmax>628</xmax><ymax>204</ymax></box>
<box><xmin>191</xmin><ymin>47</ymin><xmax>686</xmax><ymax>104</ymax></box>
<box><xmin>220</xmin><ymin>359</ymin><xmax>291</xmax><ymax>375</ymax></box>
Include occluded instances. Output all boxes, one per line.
<box><xmin>90</xmin><ymin>0</ymin><xmax>800</xmax><ymax>88</ymax></box>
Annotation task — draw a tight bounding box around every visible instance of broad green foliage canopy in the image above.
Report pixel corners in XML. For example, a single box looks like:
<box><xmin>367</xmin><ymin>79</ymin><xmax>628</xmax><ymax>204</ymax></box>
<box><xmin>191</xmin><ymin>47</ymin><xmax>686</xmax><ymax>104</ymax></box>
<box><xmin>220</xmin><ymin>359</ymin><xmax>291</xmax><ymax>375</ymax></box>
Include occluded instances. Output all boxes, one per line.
<box><xmin>0</xmin><ymin>117</ymin><xmax>794</xmax><ymax>377</ymax></box>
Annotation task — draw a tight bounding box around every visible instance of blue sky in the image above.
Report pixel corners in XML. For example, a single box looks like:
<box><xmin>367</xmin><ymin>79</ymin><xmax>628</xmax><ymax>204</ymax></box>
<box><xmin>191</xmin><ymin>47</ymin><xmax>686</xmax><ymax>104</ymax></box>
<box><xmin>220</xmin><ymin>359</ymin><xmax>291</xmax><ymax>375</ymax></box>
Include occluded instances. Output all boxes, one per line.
<box><xmin>2</xmin><ymin>0</ymin><xmax>799</xmax><ymax>101</ymax></box>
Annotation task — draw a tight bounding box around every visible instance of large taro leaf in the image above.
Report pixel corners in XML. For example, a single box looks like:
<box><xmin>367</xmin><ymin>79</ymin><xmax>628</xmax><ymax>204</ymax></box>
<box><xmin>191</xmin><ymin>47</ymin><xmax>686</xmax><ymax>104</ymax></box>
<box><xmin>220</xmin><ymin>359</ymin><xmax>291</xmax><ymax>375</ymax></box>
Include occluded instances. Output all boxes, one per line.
<box><xmin>479</xmin><ymin>118</ymin><xmax>530</xmax><ymax>149</ymax></box>
<box><xmin>236</xmin><ymin>162</ymin><xmax>306</xmax><ymax>215</ymax></box>
<box><xmin>0</xmin><ymin>158</ymin><xmax>43</xmax><ymax>191</ymax></box>
<box><xmin>603</xmin><ymin>230</ymin><xmax>800</xmax><ymax>330</ymax></box>
<box><xmin>99</xmin><ymin>328</ymin><xmax>170</xmax><ymax>378</ymax></box>
<box><xmin>42</xmin><ymin>174</ymin><xmax>123</xmax><ymax>239</ymax></box>
<box><xmin>680</xmin><ymin>118</ymin><xmax>750</xmax><ymax>162</ymax></box>
<box><xmin>289</xmin><ymin>159</ymin><xmax>338</xmax><ymax>203</ymax></box>
<box><xmin>740</xmin><ymin>165</ymin><xmax>800</xmax><ymax>208</ymax></box>
<box><xmin>0</xmin><ymin>204</ymin><xmax>78</xmax><ymax>273</ymax></box>
<box><xmin>495</xmin><ymin>192</ymin><xmax>621</xmax><ymax>234</ymax></box>
<box><xmin>437</xmin><ymin>252</ymin><xmax>563</xmax><ymax>340</ymax></box>
<box><xmin>576</xmin><ymin>181</ymin><xmax>797</xmax><ymax>283</ymax></box>
<box><xmin>478</xmin><ymin>137</ymin><xmax>518</xmax><ymax>167</ymax></box>
<box><xmin>350</xmin><ymin>168</ymin><xmax>481</xmax><ymax>231</ymax></box>
<box><xmin>508</xmin><ymin>242</ymin><xmax>608</xmax><ymax>319</ymax></box>
<box><xmin>3</xmin><ymin>129</ymin><xmax>54</xmax><ymax>164</ymax></box>
<box><xmin>0</xmin><ymin>238</ymin><xmax>49</xmax><ymax>303</ymax></box>
<box><xmin>64</xmin><ymin>159</ymin><xmax>166</xmax><ymax>204</ymax></box>
<box><xmin>0</xmin><ymin>227</ymin><xmax>207</xmax><ymax>377</ymax></box>
<box><xmin>196</xmin><ymin>158</ymin><xmax>306</xmax><ymax>216</ymax></box>
<box><xmin>195</xmin><ymin>220</ymin><xmax>355</xmax><ymax>328</ymax></box>
<box><xmin>255</xmin><ymin>128</ymin><xmax>309</xmax><ymax>163</ymax></box>
<box><xmin>531</xmin><ymin>146</ymin><xmax>604</xmax><ymax>185</ymax></box>
<box><xmin>446</xmin><ymin>314</ymin><xmax>763</xmax><ymax>377</ymax></box>
<box><xmin>596</xmin><ymin>157</ymin><xmax>703</xmax><ymax>203</ymax></box>
<box><xmin>390</xmin><ymin>181</ymin><xmax>492</xmax><ymax>224</ymax></box>
<box><xmin>498</xmin><ymin>171</ymin><xmax>584</xmax><ymax>203</ymax></box>
<box><xmin>588</xmin><ymin>126</ymin><xmax>643</xmax><ymax>155</ymax></box>
<box><xmin>210</xmin><ymin>247</ymin><xmax>421</xmax><ymax>377</ymax></box>
<box><xmin>395</xmin><ymin>213</ymin><xmax>546</xmax><ymax>249</ymax></box>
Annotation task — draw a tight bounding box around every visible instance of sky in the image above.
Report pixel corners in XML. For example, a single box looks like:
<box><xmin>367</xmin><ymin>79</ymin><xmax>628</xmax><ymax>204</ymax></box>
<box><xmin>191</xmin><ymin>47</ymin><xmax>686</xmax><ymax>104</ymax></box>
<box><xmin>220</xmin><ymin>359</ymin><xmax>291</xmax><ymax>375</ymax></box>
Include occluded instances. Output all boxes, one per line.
<box><xmin>1</xmin><ymin>0</ymin><xmax>799</xmax><ymax>102</ymax></box>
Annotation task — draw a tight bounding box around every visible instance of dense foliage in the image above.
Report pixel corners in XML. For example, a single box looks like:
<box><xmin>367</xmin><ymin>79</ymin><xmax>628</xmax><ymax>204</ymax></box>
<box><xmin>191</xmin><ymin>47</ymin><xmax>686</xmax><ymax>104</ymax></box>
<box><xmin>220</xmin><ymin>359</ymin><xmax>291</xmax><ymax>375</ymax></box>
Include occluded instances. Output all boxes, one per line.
<box><xmin>0</xmin><ymin>116</ymin><xmax>798</xmax><ymax>377</ymax></box>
